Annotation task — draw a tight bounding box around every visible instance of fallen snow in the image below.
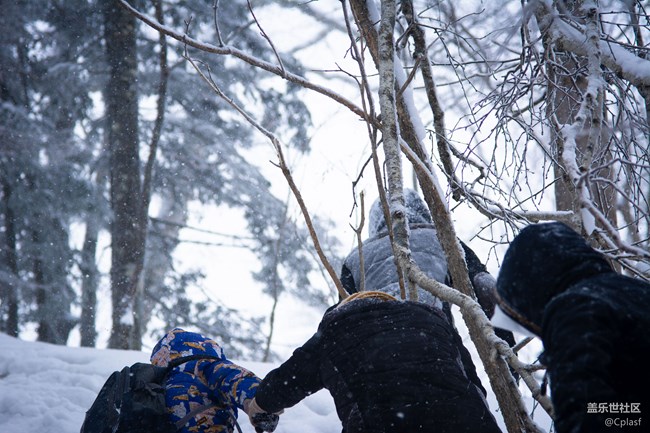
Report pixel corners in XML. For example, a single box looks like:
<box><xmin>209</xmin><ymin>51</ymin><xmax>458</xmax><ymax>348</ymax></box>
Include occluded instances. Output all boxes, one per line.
<box><xmin>0</xmin><ymin>332</ymin><xmax>552</xmax><ymax>433</ymax></box>
<box><xmin>0</xmin><ymin>333</ymin><xmax>338</xmax><ymax>433</ymax></box>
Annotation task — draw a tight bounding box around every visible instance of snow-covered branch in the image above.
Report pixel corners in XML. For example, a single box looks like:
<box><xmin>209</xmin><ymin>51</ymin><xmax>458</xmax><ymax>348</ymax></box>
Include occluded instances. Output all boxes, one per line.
<box><xmin>534</xmin><ymin>0</ymin><xmax>650</xmax><ymax>88</ymax></box>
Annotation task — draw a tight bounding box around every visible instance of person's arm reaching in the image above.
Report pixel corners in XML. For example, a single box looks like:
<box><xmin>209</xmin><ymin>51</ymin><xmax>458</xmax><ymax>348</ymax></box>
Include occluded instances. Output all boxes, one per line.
<box><xmin>254</xmin><ymin>331</ymin><xmax>325</xmax><ymax>414</ymax></box>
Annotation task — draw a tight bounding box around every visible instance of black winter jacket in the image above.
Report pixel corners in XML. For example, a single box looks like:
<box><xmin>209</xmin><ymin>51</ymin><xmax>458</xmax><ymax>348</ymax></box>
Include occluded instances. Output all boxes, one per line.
<box><xmin>255</xmin><ymin>299</ymin><xmax>502</xmax><ymax>433</ymax></box>
<box><xmin>340</xmin><ymin>222</ymin><xmax>517</xmax><ymax>378</ymax></box>
<box><xmin>496</xmin><ymin>222</ymin><xmax>650</xmax><ymax>433</ymax></box>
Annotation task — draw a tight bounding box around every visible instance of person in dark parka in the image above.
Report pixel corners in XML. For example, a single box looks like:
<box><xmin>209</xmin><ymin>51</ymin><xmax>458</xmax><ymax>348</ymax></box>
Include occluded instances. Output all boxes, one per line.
<box><xmin>250</xmin><ymin>291</ymin><xmax>503</xmax><ymax>433</ymax></box>
<box><xmin>495</xmin><ymin>222</ymin><xmax>650</xmax><ymax>433</ymax></box>
<box><xmin>340</xmin><ymin>189</ymin><xmax>517</xmax><ymax>372</ymax></box>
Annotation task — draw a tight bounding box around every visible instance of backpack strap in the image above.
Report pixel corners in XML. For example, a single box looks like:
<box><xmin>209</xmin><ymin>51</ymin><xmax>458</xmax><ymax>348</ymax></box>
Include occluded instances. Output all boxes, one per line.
<box><xmin>174</xmin><ymin>402</ymin><xmax>220</xmax><ymax>429</ymax></box>
<box><xmin>166</xmin><ymin>354</ymin><xmax>223</xmax><ymax>371</ymax></box>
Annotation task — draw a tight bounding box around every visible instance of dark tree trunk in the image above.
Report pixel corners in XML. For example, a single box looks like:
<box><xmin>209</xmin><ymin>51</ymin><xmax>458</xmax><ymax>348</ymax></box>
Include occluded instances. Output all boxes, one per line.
<box><xmin>103</xmin><ymin>0</ymin><xmax>142</xmax><ymax>350</ymax></box>
<box><xmin>0</xmin><ymin>180</ymin><xmax>19</xmax><ymax>337</ymax></box>
<box><xmin>33</xmin><ymin>217</ymin><xmax>75</xmax><ymax>345</ymax></box>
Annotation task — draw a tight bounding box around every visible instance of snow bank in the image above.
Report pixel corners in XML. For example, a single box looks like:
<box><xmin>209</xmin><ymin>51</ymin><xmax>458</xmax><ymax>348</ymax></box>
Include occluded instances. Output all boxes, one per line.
<box><xmin>0</xmin><ymin>332</ymin><xmax>551</xmax><ymax>433</ymax></box>
<box><xmin>0</xmin><ymin>333</ymin><xmax>338</xmax><ymax>433</ymax></box>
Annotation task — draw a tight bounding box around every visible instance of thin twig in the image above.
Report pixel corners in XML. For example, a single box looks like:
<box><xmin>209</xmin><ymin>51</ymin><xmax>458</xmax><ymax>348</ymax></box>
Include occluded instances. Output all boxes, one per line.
<box><xmin>213</xmin><ymin>0</ymin><xmax>224</xmax><ymax>46</ymax></box>
<box><xmin>246</xmin><ymin>0</ymin><xmax>286</xmax><ymax>76</ymax></box>
<box><xmin>184</xmin><ymin>55</ymin><xmax>347</xmax><ymax>299</ymax></box>
<box><xmin>350</xmin><ymin>191</ymin><xmax>366</xmax><ymax>292</ymax></box>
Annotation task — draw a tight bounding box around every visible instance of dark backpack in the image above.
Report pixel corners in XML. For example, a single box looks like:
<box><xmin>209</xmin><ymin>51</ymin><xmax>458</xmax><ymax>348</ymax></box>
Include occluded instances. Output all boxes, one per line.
<box><xmin>80</xmin><ymin>355</ymin><xmax>222</xmax><ymax>433</ymax></box>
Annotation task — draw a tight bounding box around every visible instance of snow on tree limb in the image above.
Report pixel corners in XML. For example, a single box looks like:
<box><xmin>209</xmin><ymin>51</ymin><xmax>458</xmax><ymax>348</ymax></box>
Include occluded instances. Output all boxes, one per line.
<box><xmin>536</xmin><ymin>1</ymin><xmax>649</xmax><ymax>267</ymax></box>
<box><xmin>534</xmin><ymin>0</ymin><xmax>650</xmax><ymax>88</ymax></box>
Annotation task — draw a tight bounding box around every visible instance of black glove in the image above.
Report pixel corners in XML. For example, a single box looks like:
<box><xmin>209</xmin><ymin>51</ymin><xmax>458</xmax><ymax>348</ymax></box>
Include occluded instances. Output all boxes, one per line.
<box><xmin>251</xmin><ymin>412</ymin><xmax>279</xmax><ymax>433</ymax></box>
<box><xmin>472</xmin><ymin>271</ymin><xmax>497</xmax><ymax>318</ymax></box>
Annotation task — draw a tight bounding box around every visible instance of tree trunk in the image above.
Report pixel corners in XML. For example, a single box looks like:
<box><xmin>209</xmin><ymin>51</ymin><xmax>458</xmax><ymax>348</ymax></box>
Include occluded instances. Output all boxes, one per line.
<box><xmin>542</xmin><ymin>1</ymin><xmax>617</xmax><ymax>233</ymax></box>
<box><xmin>547</xmin><ymin>52</ymin><xmax>587</xmax><ymax>229</ymax></box>
<box><xmin>33</xmin><ymin>219</ymin><xmax>75</xmax><ymax>345</ymax></box>
<box><xmin>0</xmin><ymin>179</ymin><xmax>19</xmax><ymax>337</ymax></box>
<box><xmin>79</xmin><ymin>210</ymin><xmax>100</xmax><ymax>347</ymax></box>
<box><xmin>132</xmin><ymin>0</ymin><xmax>168</xmax><ymax>345</ymax></box>
<box><xmin>104</xmin><ymin>0</ymin><xmax>142</xmax><ymax>350</ymax></box>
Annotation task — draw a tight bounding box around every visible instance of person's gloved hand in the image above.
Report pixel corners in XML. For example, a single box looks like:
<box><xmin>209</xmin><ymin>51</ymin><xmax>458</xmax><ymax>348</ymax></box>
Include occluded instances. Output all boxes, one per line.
<box><xmin>244</xmin><ymin>397</ymin><xmax>281</xmax><ymax>432</ymax></box>
<box><xmin>472</xmin><ymin>271</ymin><xmax>497</xmax><ymax>318</ymax></box>
<box><xmin>251</xmin><ymin>412</ymin><xmax>279</xmax><ymax>433</ymax></box>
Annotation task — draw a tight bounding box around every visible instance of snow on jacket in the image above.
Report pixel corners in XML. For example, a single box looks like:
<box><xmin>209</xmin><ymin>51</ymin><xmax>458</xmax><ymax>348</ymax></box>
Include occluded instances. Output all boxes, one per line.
<box><xmin>496</xmin><ymin>222</ymin><xmax>650</xmax><ymax>433</ymax></box>
<box><xmin>254</xmin><ymin>297</ymin><xmax>502</xmax><ymax>433</ymax></box>
<box><xmin>150</xmin><ymin>328</ymin><xmax>260</xmax><ymax>433</ymax></box>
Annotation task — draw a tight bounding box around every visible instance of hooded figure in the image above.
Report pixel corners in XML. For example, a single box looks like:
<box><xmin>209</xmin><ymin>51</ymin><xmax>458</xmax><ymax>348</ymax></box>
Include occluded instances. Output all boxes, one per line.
<box><xmin>340</xmin><ymin>189</ymin><xmax>505</xmax><ymax>315</ymax></box>
<box><xmin>251</xmin><ymin>292</ymin><xmax>502</xmax><ymax>433</ymax></box>
<box><xmin>150</xmin><ymin>328</ymin><xmax>278</xmax><ymax>433</ymax></box>
<box><xmin>495</xmin><ymin>222</ymin><xmax>650</xmax><ymax>433</ymax></box>
<box><xmin>340</xmin><ymin>189</ymin><xmax>516</xmax><ymax>380</ymax></box>
<box><xmin>341</xmin><ymin>189</ymin><xmax>448</xmax><ymax>305</ymax></box>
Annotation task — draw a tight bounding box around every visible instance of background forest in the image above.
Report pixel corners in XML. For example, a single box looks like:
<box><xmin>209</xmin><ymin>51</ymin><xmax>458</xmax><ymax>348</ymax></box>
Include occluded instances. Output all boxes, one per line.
<box><xmin>1</xmin><ymin>1</ymin><xmax>648</xmax><ymax>432</ymax></box>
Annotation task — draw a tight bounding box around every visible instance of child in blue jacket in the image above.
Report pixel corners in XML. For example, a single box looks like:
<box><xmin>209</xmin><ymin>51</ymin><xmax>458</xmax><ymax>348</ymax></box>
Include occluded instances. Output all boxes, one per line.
<box><xmin>150</xmin><ymin>328</ymin><xmax>278</xmax><ymax>433</ymax></box>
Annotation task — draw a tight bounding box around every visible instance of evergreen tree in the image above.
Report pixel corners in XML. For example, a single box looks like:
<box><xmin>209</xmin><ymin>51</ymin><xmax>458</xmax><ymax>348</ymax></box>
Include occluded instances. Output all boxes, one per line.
<box><xmin>0</xmin><ymin>0</ymin><xmax>333</xmax><ymax>356</ymax></box>
<box><xmin>0</xmin><ymin>0</ymin><xmax>98</xmax><ymax>343</ymax></box>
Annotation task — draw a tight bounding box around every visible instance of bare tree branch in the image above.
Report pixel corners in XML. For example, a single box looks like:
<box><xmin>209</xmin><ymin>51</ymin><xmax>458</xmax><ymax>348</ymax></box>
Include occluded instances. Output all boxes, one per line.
<box><xmin>184</xmin><ymin>54</ymin><xmax>348</xmax><ymax>300</ymax></box>
<box><xmin>119</xmin><ymin>0</ymin><xmax>375</xmax><ymax>125</ymax></box>
<box><xmin>350</xmin><ymin>191</ymin><xmax>366</xmax><ymax>293</ymax></box>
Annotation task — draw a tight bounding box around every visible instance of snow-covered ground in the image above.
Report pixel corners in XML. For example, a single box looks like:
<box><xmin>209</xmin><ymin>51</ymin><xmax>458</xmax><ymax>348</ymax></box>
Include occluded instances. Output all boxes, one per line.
<box><xmin>0</xmin><ymin>332</ymin><xmax>551</xmax><ymax>433</ymax></box>
<box><xmin>0</xmin><ymin>333</ymin><xmax>338</xmax><ymax>433</ymax></box>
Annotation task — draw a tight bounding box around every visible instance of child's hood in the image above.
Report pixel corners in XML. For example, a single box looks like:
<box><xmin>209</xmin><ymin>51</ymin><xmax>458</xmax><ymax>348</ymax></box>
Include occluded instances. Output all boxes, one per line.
<box><xmin>150</xmin><ymin>327</ymin><xmax>226</xmax><ymax>367</ymax></box>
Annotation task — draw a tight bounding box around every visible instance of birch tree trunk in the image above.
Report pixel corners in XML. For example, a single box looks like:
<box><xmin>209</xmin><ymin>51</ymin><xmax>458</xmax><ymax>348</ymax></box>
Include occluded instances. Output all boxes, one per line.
<box><xmin>541</xmin><ymin>1</ymin><xmax>616</xmax><ymax>235</ymax></box>
<box><xmin>349</xmin><ymin>1</ymin><xmax>544</xmax><ymax>431</ymax></box>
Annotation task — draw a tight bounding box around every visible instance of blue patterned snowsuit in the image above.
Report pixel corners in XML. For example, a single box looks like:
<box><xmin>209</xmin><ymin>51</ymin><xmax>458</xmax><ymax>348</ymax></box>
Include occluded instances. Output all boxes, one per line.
<box><xmin>150</xmin><ymin>328</ymin><xmax>260</xmax><ymax>433</ymax></box>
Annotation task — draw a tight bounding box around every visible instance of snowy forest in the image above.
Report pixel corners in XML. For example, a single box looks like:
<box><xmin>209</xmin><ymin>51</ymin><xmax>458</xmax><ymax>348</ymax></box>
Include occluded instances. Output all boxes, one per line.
<box><xmin>1</xmin><ymin>1</ymin><xmax>649</xmax><ymax>432</ymax></box>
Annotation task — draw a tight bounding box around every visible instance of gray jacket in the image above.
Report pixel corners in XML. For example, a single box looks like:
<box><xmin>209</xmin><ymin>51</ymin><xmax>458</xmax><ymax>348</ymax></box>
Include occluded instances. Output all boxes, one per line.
<box><xmin>341</xmin><ymin>223</ymin><xmax>448</xmax><ymax>307</ymax></box>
